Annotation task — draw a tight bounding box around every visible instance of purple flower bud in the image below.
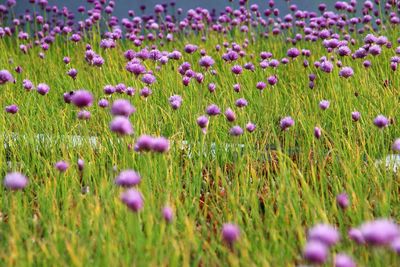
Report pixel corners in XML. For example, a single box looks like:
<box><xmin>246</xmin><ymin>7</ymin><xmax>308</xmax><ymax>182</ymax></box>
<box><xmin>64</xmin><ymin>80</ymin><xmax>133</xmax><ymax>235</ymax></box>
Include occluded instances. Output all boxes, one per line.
<box><xmin>197</xmin><ymin>115</ymin><xmax>209</xmax><ymax>129</ymax></box>
<box><xmin>222</xmin><ymin>223</ymin><xmax>240</xmax><ymax>245</ymax></box>
<box><xmin>334</xmin><ymin>253</ymin><xmax>356</xmax><ymax>267</ymax></box>
<box><xmin>5</xmin><ymin>104</ymin><xmax>18</xmax><ymax>114</ymax></box>
<box><xmin>120</xmin><ymin>189</ymin><xmax>144</xmax><ymax>212</ymax></box>
<box><xmin>336</xmin><ymin>192</ymin><xmax>350</xmax><ymax>209</ymax></box>
<box><xmin>206</xmin><ymin>104</ymin><xmax>221</xmax><ymax>116</ymax></box>
<box><xmin>267</xmin><ymin>75</ymin><xmax>278</xmax><ymax>86</ymax></box>
<box><xmin>77</xmin><ymin>159</ymin><xmax>84</xmax><ymax>171</ymax></box>
<box><xmin>4</xmin><ymin>172</ymin><xmax>28</xmax><ymax>190</ymax></box>
<box><xmin>199</xmin><ymin>56</ymin><xmax>215</xmax><ymax>69</ymax></box>
<box><xmin>71</xmin><ymin>90</ymin><xmax>93</xmax><ymax>108</ymax></box>
<box><xmin>110</xmin><ymin>116</ymin><xmax>133</xmax><ymax>135</ymax></box>
<box><xmin>321</xmin><ymin>61</ymin><xmax>334</xmax><ymax>73</ymax></box>
<box><xmin>55</xmin><ymin>161</ymin><xmax>69</xmax><ymax>172</ymax></box>
<box><xmin>111</xmin><ymin>99</ymin><xmax>135</xmax><ymax>117</ymax></box>
<box><xmin>256</xmin><ymin>82</ymin><xmax>266</xmax><ymax>91</ymax></box>
<box><xmin>280</xmin><ymin>116</ymin><xmax>294</xmax><ymax>131</ymax></box>
<box><xmin>162</xmin><ymin>206</ymin><xmax>173</xmax><ymax>223</ymax></box>
<box><xmin>314</xmin><ymin>127</ymin><xmax>322</xmax><ymax>139</ymax></box>
<box><xmin>67</xmin><ymin>68</ymin><xmax>78</xmax><ymax>80</ymax></box>
<box><xmin>230</xmin><ymin>126</ymin><xmax>244</xmax><ymax>136</ymax></box>
<box><xmin>141</xmin><ymin>73</ymin><xmax>156</xmax><ymax>85</ymax></box>
<box><xmin>98</xmin><ymin>99</ymin><xmax>109</xmax><ymax>108</ymax></box>
<box><xmin>287</xmin><ymin>47</ymin><xmax>300</xmax><ymax>58</ymax></box>
<box><xmin>225</xmin><ymin>108</ymin><xmax>236</xmax><ymax>122</ymax></box>
<box><xmin>63</xmin><ymin>57</ymin><xmax>70</xmax><ymax>64</ymax></box>
<box><xmin>351</xmin><ymin>111</ymin><xmax>361</xmax><ymax>122</ymax></box>
<box><xmin>348</xmin><ymin>228</ymin><xmax>365</xmax><ymax>244</ymax></box>
<box><xmin>37</xmin><ymin>83</ymin><xmax>50</xmax><ymax>95</ymax></box>
<box><xmin>339</xmin><ymin>67</ymin><xmax>354</xmax><ymax>78</ymax></box>
<box><xmin>319</xmin><ymin>100</ymin><xmax>330</xmax><ymax>110</ymax></box>
<box><xmin>391</xmin><ymin>238</ymin><xmax>400</xmax><ymax>254</ymax></box>
<box><xmin>151</xmin><ymin>137</ymin><xmax>170</xmax><ymax>153</ymax></box>
<box><xmin>360</xmin><ymin>219</ymin><xmax>400</xmax><ymax>246</ymax></box>
<box><xmin>208</xmin><ymin>83</ymin><xmax>216</xmax><ymax>93</ymax></box>
<box><xmin>140</xmin><ymin>87</ymin><xmax>152</xmax><ymax>98</ymax></box>
<box><xmin>246</xmin><ymin>122</ymin><xmax>256</xmax><ymax>133</ymax></box>
<box><xmin>77</xmin><ymin>110</ymin><xmax>91</xmax><ymax>120</ymax></box>
<box><xmin>115</xmin><ymin>170</ymin><xmax>141</xmax><ymax>187</ymax></box>
<box><xmin>169</xmin><ymin>95</ymin><xmax>182</xmax><ymax>110</ymax></box>
<box><xmin>303</xmin><ymin>241</ymin><xmax>328</xmax><ymax>264</ymax></box>
<box><xmin>233</xmin><ymin>84</ymin><xmax>241</xmax><ymax>92</ymax></box>
<box><xmin>235</xmin><ymin>98</ymin><xmax>248</xmax><ymax>108</ymax></box>
<box><xmin>308</xmin><ymin>224</ymin><xmax>340</xmax><ymax>246</ymax></box>
<box><xmin>0</xmin><ymin>70</ymin><xmax>14</xmax><ymax>85</ymax></box>
<box><xmin>373</xmin><ymin>115</ymin><xmax>389</xmax><ymax>128</ymax></box>
<box><xmin>392</xmin><ymin>139</ymin><xmax>400</xmax><ymax>152</ymax></box>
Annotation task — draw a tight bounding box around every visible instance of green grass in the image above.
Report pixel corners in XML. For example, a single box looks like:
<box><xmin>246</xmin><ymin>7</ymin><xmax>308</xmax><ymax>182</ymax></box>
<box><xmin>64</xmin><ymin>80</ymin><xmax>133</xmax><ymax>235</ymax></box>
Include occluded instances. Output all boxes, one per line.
<box><xmin>0</xmin><ymin>28</ymin><xmax>399</xmax><ymax>266</ymax></box>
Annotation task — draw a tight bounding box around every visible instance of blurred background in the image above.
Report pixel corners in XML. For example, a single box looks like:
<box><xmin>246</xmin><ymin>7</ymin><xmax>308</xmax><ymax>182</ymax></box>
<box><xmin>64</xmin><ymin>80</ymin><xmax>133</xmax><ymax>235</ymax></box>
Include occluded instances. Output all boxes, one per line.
<box><xmin>12</xmin><ymin>0</ymin><xmax>341</xmax><ymax>16</ymax></box>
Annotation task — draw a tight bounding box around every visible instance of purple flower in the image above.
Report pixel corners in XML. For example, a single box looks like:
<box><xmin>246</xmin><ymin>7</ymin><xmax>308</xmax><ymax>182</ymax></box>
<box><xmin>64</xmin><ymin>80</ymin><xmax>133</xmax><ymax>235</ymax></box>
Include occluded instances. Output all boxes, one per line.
<box><xmin>348</xmin><ymin>228</ymin><xmax>365</xmax><ymax>244</ymax></box>
<box><xmin>233</xmin><ymin>84</ymin><xmax>241</xmax><ymax>92</ymax></box>
<box><xmin>134</xmin><ymin>135</ymin><xmax>154</xmax><ymax>152</ymax></box>
<box><xmin>162</xmin><ymin>206</ymin><xmax>174</xmax><ymax>223</ymax></box>
<box><xmin>184</xmin><ymin>44</ymin><xmax>198</xmax><ymax>54</ymax></box>
<box><xmin>23</xmin><ymin>79</ymin><xmax>34</xmax><ymax>91</ymax></box>
<box><xmin>360</xmin><ymin>219</ymin><xmax>400</xmax><ymax>246</ymax></box>
<box><xmin>256</xmin><ymin>82</ymin><xmax>266</xmax><ymax>91</ymax></box>
<box><xmin>120</xmin><ymin>189</ymin><xmax>144</xmax><ymax>212</ymax></box>
<box><xmin>373</xmin><ymin>115</ymin><xmax>389</xmax><ymax>128</ymax></box>
<box><xmin>303</xmin><ymin>241</ymin><xmax>328</xmax><ymax>264</ymax></box>
<box><xmin>126</xmin><ymin>62</ymin><xmax>146</xmax><ymax>76</ymax></box>
<box><xmin>235</xmin><ymin>98</ymin><xmax>248</xmax><ymax>108</ymax></box>
<box><xmin>77</xmin><ymin>110</ymin><xmax>91</xmax><ymax>120</ymax></box>
<box><xmin>222</xmin><ymin>223</ymin><xmax>240</xmax><ymax>245</ymax></box>
<box><xmin>199</xmin><ymin>56</ymin><xmax>215</xmax><ymax>69</ymax></box>
<box><xmin>37</xmin><ymin>83</ymin><xmax>50</xmax><ymax>95</ymax></box>
<box><xmin>71</xmin><ymin>90</ymin><xmax>93</xmax><ymax>108</ymax></box>
<box><xmin>308</xmin><ymin>224</ymin><xmax>340</xmax><ymax>246</ymax></box>
<box><xmin>55</xmin><ymin>161</ymin><xmax>69</xmax><ymax>172</ymax></box>
<box><xmin>98</xmin><ymin>99</ymin><xmax>109</xmax><ymax>108</ymax></box>
<box><xmin>351</xmin><ymin>111</ymin><xmax>361</xmax><ymax>122</ymax></box>
<box><xmin>280</xmin><ymin>116</ymin><xmax>294</xmax><ymax>131</ymax></box>
<box><xmin>206</xmin><ymin>104</ymin><xmax>221</xmax><ymax>116</ymax></box>
<box><xmin>335</xmin><ymin>253</ymin><xmax>356</xmax><ymax>267</ymax></box>
<box><xmin>104</xmin><ymin>85</ymin><xmax>115</xmax><ymax>95</ymax></box>
<box><xmin>115</xmin><ymin>170</ymin><xmax>141</xmax><ymax>187</ymax></box>
<box><xmin>140</xmin><ymin>87</ymin><xmax>152</xmax><ymax>98</ymax></box>
<box><xmin>287</xmin><ymin>47</ymin><xmax>300</xmax><ymax>58</ymax></box>
<box><xmin>110</xmin><ymin>116</ymin><xmax>133</xmax><ymax>135</ymax></box>
<box><xmin>63</xmin><ymin>57</ymin><xmax>70</xmax><ymax>64</ymax></box>
<box><xmin>339</xmin><ymin>67</ymin><xmax>354</xmax><ymax>78</ymax></box>
<box><xmin>197</xmin><ymin>115</ymin><xmax>209</xmax><ymax>129</ymax></box>
<box><xmin>267</xmin><ymin>75</ymin><xmax>278</xmax><ymax>86</ymax></box>
<box><xmin>77</xmin><ymin>159</ymin><xmax>84</xmax><ymax>171</ymax></box>
<box><xmin>141</xmin><ymin>73</ymin><xmax>156</xmax><ymax>85</ymax></box>
<box><xmin>169</xmin><ymin>95</ymin><xmax>183</xmax><ymax>110</ymax></box>
<box><xmin>4</xmin><ymin>172</ymin><xmax>28</xmax><ymax>190</ymax></box>
<box><xmin>321</xmin><ymin>61</ymin><xmax>333</xmax><ymax>73</ymax></box>
<box><xmin>392</xmin><ymin>139</ymin><xmax>400</xmax><ymax>152</ymax></box>
<box><xmin>246</xmin><ymin>122</ymin><xmax>256</xmax><ymax>133</ymax></box>
<box><xmin>5</xmin><ymin>104</ymin><xmax>18</xmax><ymax>114</ymax></box>
<box><xmin>391</xmin><ymin>238</ymin><xmax>400</xmax><ymax>254</ymax></box>
<box><xmin>67</xmin><ymin>68</ymin><xmax>78</xmax><ymax>80</ymax></box>
<box><xmin>151</xmin><ymin>137</ymin><xmax>170</xmax><ymax>153</ymax></box>
<box><xmin>336</xmin><ymin>192</ymin><xmax>349</xmax><ymax>209</ymax></box>
<box><xmin>0</xmin><ymin>70</ymin><xmax>14</xmax><ymax>85</ymax></box>
<box><xmin>319</xmin><ymin>100</ymin><xmax>330</xmax><ymax>110</ymax></box>
<box><xmin>208</xmin><ymin>83</ymin><xmax>216</xmax><ymax>93</ymax></box>
<box><xmin>231</xmin><ymin>65</ymin><xmax>243</xmax><ymax>75</ymax></box>
<box><xmin>230</xmin><ymin>126</ymin><xmax>244</xmax><ymax>136</ymax></box>
<box><xmin>314</xmin><ymin>127</ymin><xmax>322</xmax><ymax>139</ymax></box>
<box><xmin>111</xmin><ymin>99</ymin><xmax>136</xmax><ymax>117</ymax></box>
<box><xmin>369</xmin><ymin>45</ymin><xmax>381</xmax><ymax>56</ymax></box>
<box><xmin>225</xmin><ymin>108</ymin><xmax>236</xmax><ymax>122</ymax></box>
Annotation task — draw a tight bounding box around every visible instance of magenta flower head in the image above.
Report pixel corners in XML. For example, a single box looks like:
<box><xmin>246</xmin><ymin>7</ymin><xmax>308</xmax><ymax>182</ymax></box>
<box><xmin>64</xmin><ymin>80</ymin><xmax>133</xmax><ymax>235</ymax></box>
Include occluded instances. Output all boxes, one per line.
<box><xmin>197</xmin><ymin>115</ymin><xmax>209</xmax><ymax>132</ymax></box>
<box><xmin>235</xmin><ymin>98</ymin><xmax>248</xmax><ymax>108</ymax></box>
<box><xmin>55</xmin><ymin>161</ymin><xmax>69</xmax><ymax>172</ymax></box>
<box><xmin>23</xmin><ymin>79</ymin><xmax>34</xmax><ymax>91</ymax></box>
<box><xmin>208</xmin><ymin>83</ymin><xmax>216</xmax><ymax>93</ymax></box>
<box><xmin>225</xmin><ymin>108</ymin><xmax>236</xmax><ymax>122</ymax></box>
<box><xmin>141</xmin><ymin>73</ymin><xmax>156</xmax><ymax>85</ymax></box>
<box><xmin>303</xmin><ymin>241</ymin><xmax>328</xmax><ymax>265</ymax></box>
<box><xmin>233</xmin><ymin>84</ymin><xmax>241</xmax><ymax>92</ymax></box>
<box><xmin>71</xmin><ymin>90</ymin><xmax>93</xmax><ymax>108</ymax></box>
<box><xmin>336</xmin><ymin>192</ymin><xmax>350</xmax><ymax>209</ymax></box>
<box><xmin>308</xmin><ymin>224</ymin><xmax>340</xmax><ymax>246</ymax></box>
<box><xmin>67</xmin><ymin>68</ymin><xmax>78</xmax><ymax>80</ymax></box>
<box><xmin>110</xmin><ymin>116</ymin><xmax>133</xmax><ymax>135</ymax></box>
<box><xmin>351</xmin><ymin>111</ymin><xmax>361</xmax><ymax>122</ymax></box>
<box><xmin>98</xmin><ymin>99</ymin><xmax>109</xmax><ymax>108</ymax></box>
<box><xmin>392</xmin><ymin>139</ymin><xmax>400</xmax><ymax>152</ymax></box>
<box><xmin>4</xmin><ymin>172</ymin><xmax>28</xmax><ymax>190</ymax></box>
<box><xmin>339</xmin><ymin>67</ymin><xmax>354</xmax><ymax>78</ymax></box>
<box><xmin>373</xmin><ymin>115</ymin><xmax>389</xmax><ymax>128</ymax></box>
<box><xmin>334</xmin><ymin>253</ymin><xmax>356</xmax><ymax>267</ymax></box>
<box><xmin>134</xmin><ymin>135</ymin><xmax>154</xmax><ymax>152</ymax></box>
<box><xmin>199</xmin><ymin>56</ymin><xmax>215</xmax><ymax>69</ymax></box>
<box><xmin>162</xmin><ymin>206</ymin><xmax>174</xmax><ymax>223</ymax></box>
<box><xmin>246</xmin><ymin>122</ymin><xmax>256</xmax><ymax>133</ymax></box>
<box><xmin>169</xmin><ymin>95</ymin><xmax>183</xmax><ymax>110</ymax></box>
<box><xmin>321</xmin><ymin>61</ymin><xmax>334</xmax><ymax>73</ymax></box>
<box><xmin>314</xmin><ymin>127</ymin><xmax>322</xmax><ymax>139</ymax></box>
<box><xmin>77</xmin><ymin>110</ymin><xmax>91</xmax><ymax>120</ymax></box>
<box><xmin>319</xmin><ymin>100</ymin><xmax>330</xmax><ymax>110</ymax></box>
<box><xmin>222</xmin><ymin>223</ymin><xmax>240</xmax><ymax>245</ymax></box>
<box><xmin>256</xmin><ymin>82</ymin><xmax>266</xmax><ymax>91</ymax></box>
<box><xmin>280</xmin><ymin>116</ymin><xmax>294</xmax><ymax>131</ymax></box>
<box><xmin>5</xmin><ymin>104</ymin><xmax>18</xmax><ymax>114</ymax></box>
<box><xmin>206</xmin><ymin>104</ymin><xmax>221</xmax><ymax>116</ymax></box>
<box><xmin>267</xmin><ymin>75</ymin><xmax>278</xmax><ymax>86</ymax></box>
<box><xmin>151</xmin><ymin>137</ymin><xmax>170</xmax><ymax>153</ymax></box>
<box><xmin>77</xmin><ymin>159</ymin><xmax>84</xmax><ymax>171</ymax></box>
<box><xmin>111</xmin><ymin>99</ymin><xmax>136</xmax><ymax>117</ymax></box>
<box><xmin>231</xmin><ymin>65</ymin><xmax>243</xmax><ymax>75</ymax></box>
<box><xmin>287</xmin><ymin>47</ymin><xmax>300</xmax><ymax>58</ymax></box>
<box><xmin>63</xmin><ymin>57</ymin><xmax>70</xmax><ymax>64</ymax></box>
<box><xmin>391</xmin><ymin>238</ymin><xmax>400</xmax><ymax>254</ymax></box>
<box><xmin>115</xmin><ymin>170</ymin><xmax>141</xmax><ymax>187</ymax></box>
<box><xmin>230</xmin><ymin>126</ymin><xmax>244</xmax><ymax>136</ymax></box>
<box><xmin>37</xmin><ymin>83</ymin><xmax>50</xmax><ymax>95</ymax></box>
<box><xmin>360</xmin><ymin>219</ymin><xmax>400</xmax><ymax>246</ymax></box>
<box><xmin>348</xmin><ymin>228</ymin><xmax>365</xmax><ymax>244</ymax></box>
<box><xmin>120</xmin><ymin>189</ymin><xmax>144</xmax><ymax>212</ymax></box>
<box><xmin>0</xmin><ymin>70</ymin><xmax>14</xmax><ymax>85</ymax></box>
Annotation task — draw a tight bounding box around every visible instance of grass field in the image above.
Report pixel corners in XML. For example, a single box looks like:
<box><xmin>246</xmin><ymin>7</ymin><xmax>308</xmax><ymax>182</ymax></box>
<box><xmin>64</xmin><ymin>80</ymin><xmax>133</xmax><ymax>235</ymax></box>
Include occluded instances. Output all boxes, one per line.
<box><xmin>0</xmin><ymin>0</ymin><xmax>400</xmax><ymax>266</ymax></box>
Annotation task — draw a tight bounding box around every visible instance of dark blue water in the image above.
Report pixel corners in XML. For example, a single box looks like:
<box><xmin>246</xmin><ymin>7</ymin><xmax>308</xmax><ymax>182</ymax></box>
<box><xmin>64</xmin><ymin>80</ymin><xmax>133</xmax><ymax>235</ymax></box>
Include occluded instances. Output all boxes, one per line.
<box><xmin>13</xmin><ymin>0</ymin><xmax>339</xmax><ymax>17</ymax></box>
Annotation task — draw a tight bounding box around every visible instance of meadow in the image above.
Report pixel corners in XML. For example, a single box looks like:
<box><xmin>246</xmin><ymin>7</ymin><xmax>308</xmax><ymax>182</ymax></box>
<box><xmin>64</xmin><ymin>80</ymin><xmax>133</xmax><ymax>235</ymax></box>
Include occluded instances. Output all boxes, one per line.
<box><xmin>0</xmin><ymin>0</ymin><xmax>400</xmax><ymax>266</ymax></box>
